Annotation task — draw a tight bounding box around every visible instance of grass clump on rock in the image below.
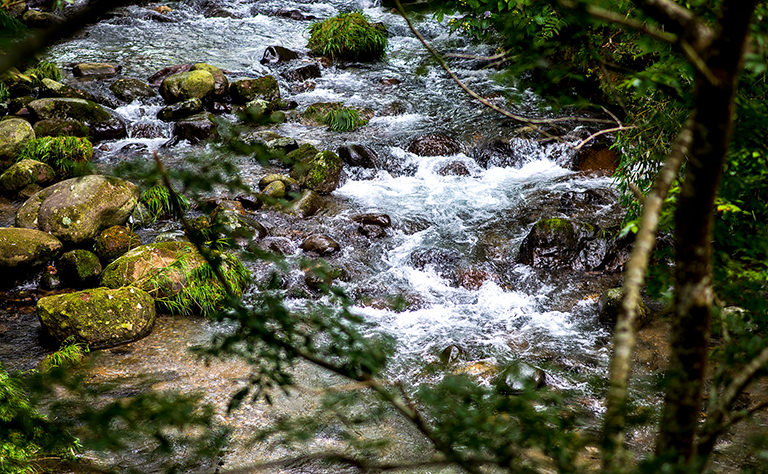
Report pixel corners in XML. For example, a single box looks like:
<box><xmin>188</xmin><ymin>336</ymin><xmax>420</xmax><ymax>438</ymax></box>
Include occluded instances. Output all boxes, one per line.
<box><xmin>140</xmin><ymin>185</ymin><xmax>190</xmax><ymax>221</ymax></box>
<box><xmin>24</xmin><ymin>60</ymin><xmax>62</xmax><ymax>86</ymax></box>
<box><xmin>307</xmin><ymin>11</ymin><xmax>388</xmax><ymax>61</ymax></box>
<box><xmin>17</xmin><ymin>136</ymin><xmax>93</xmax><ymax>176</ymax></box>
<box><xmin>323</xmin><ymin>107</ymin><xmax>368</xmax><ymax>132</ymax></box>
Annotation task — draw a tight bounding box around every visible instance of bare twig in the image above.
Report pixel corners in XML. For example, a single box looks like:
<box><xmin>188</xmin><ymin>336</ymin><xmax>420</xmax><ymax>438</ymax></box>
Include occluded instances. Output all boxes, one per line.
<box><xmin>574</xmin><ymin>125</ymin><xmax>636</xmax><ymax>150</ymax></box>
<box><xmin>444</xmin><ymin>51</ymin><xmax>510</xmax><ymax>61</ymax></box>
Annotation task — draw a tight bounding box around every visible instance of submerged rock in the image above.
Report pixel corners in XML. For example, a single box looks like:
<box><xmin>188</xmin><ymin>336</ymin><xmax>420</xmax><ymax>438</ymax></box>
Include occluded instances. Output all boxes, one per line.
<box><xmin>282</xmin><ymin>64</ymin><xmax>321</xmax><ymax>82</ymax></box>
<box><xmin>73</xmin><ymin>62</ymin><xmax>121</xmax><ymax>78</ymax></box>
<box><xmin>37</xmin><ymin>287</ymin><xmax>155</xmax><ymax>349</ymax></box>
<box><xmin>0</xmin><ymin>227</ymin><xmax>62</xmax><ymax>272</ymax></box>
<box><xmin>16</xmin><ymin>175</ymin><xmax>139</xmax><ymax>245</ymax></box>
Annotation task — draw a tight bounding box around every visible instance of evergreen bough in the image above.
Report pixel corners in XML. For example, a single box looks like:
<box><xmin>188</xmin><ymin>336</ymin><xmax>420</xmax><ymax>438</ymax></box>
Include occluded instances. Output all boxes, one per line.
<box><xmin>307</xmin><ymin>11</ymin><xmax>388</xmax><ymax>61</ymax></box>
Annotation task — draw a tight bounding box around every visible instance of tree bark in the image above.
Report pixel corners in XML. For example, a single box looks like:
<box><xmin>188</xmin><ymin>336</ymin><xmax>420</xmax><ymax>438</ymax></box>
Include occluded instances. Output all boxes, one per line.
<box><xmin>654</xmin><ymin>1</ymin><xmax>758</xmax><ymax>467</ymax></box>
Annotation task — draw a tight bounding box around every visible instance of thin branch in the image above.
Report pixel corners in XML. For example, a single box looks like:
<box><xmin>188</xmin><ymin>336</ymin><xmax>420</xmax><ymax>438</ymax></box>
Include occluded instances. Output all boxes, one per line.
<box><xmin>444</xmin><ymin>51</ymin><xmax>510</xmax><ymax>61</ymax></box>
<box><xmin>393</xmin><ymin>0</ymin><xmax>615</xmax><ymax>127</ymax></box>
<box><xmin>574</xmin><ymin>125</ymin><xmax>636</xmax><ymax>150</ymax></box>
<box><xmin>601</xmin><ymin>118</ymin><xmax>693</xmax><ymax>472</ymax></box>
<box><xmin>680</xmin><ymin>40</ymin><xmax>720</xmax><ymax>86</ymax></box>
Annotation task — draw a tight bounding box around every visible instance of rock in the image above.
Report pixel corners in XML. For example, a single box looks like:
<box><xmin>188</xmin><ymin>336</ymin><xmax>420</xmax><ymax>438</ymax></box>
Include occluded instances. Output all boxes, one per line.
<box><xmin>243</xmin><ymin>130</ymin><xmax>298</xmax><ymax>153</ymax></box>
<box><xmin>290</xmin><ymin>190</ymin><xmax>323</xmax><ymax>218</ymax></box>
<box><xmin>157</xmin><ymin>98</ymin><xmax>203</xmax><ymax>121</ymax></box>
<box><xmin>285</xmin><ymin>143</ymin><xmax>320</xmax><ymax>166</ymax></box>
<box><xmin>37</xmin><ymin>287</ymin><xmax>155</xmax><ymax>349</ymax></box>
<box><xmin>494</xmin><ymin>364</ymin><xmax>546</xmax><ymax>395</ymax></box>
<box><xmin>93</xmin><ymin>225</ymin><xmax>141</xmax><ymax>263</ymax></box>
<box><xmin>190</xmin><ymin>63</ymin><xmax>228</xmax><ymax>97</ymax></box>
<box><xmin>439</xmin><ymin>344</ymin><xmax>467</xmax><ymax>364</ymax></box>
<box><xmin>456</xmin><ymin>268</ymin><xmax>493</xmax><ymax>290</ymax></box>
<box><xmin>159</xmin><ymin>70</ymin><xmax>215</xmax><ymax>103</ymax></box>
<box><xmin>229</xmin><ymin>76</ymin><xmax>280</xmax><ymax>104</ymax></box>
<box><xmin>210</xmin><ymin>206</ymin><xmax>267</xmax><ymax>246</ymax></box>
<box><xmin>407</xmin><ymin>134</ymin><xmax>461</xmax><ymax>156</ymax></box>
<box><xmin>262</xmin><ymin>180</ymin><xmax>286</xmax><ymax>199</ymax></box>
<box><xmin>40</xmin><ymin>269</ymin><xmax>62</xmax><ymax>291</ymax></box>
<box><xmin>109</xmin><ymin>78</ymin><xmax>156</xmax><ymax>102</ymax></box>
<box><xmin>39</xmin><ymin>78</ymin><xmax>96</xmax><ymax>102</ymax></box>
<box><xmin>571</xmin><ymin>145</ymin><xmax>618</xmax><ymax>175</ymax></box>
<box><xmin>0</xmin><ymin>118</ymin><xmax>35</xmax><ymax>161</ymax></box>
<box><xmin>253</xmin><ymin>236</ymin><xmax>296</xmax><ymax>256</ymax></box>
<box><xmin>21</xmin><ymin>9</ymin><xmax>64</xmax><ymax>28</ymax></box>
<box><xmin>0</xmin><ymin>159</ymin><xmax>56</xmax><ymax>195</ymax></box>
<box><xmin>516</xmin><ymin>218</ymin><xmax>608</xmax><ymax>272</ymax></box>
<box><xmin>261</xmin><ymin>45</ymin><xmax>300</xmax><ymax>64</ymax></box>
<box><xmin>73</xmin><ymin>63</ymin><xmax>121</xmax><ymax>78</ymax></box>
<box><xmin>282</xmin><ymin>64</ymin><xmax>321</xmax><ymax>82</ymax></box>
<box><xmin>337</xmin><ymin>144</ymin><xmax>379</xmax><ymax>168</ymax></box>
<box><xmin>358</xmin><ymin>224</ymin><xmax>386</xmax><ymax>238</ymax></box>
<box><xmin>16</xmin><ymin>175</ymin><xmax>140</xmax><ymax>246</ymax></box>
<box><xmin>171</xmin><ymin>113</ymin><xmax>218</xmax><ymax>144</ymax></box>
<box><xmin>410</xmin><ymin>248</ymin><xmax>461</xmax><ymax>280</ymax></box>
<box><xmin>300</xmin><ymin>234</ymin><xmax>340</xmax><ymax>256</ymax></box>
<box><xmin>33</xmin><ymin>118</ymin><xmax>90</xmax><ymax>138</ymax></box>
<box><xmin>57</xmin><ymin>249</ymin><xmax>102</xmax><ymax>287</ymax></box>
<box><xmin>301</xmin><ymin>102</ymin><xmax>343</xmax><ymax>125</ymax></box>
<box><xmin>351</xmin><ymin>213</ymin><xmax>391</xmax><ymax>228</ymax></box>
<box><xmin>259</xmin><ymin>174</ymin><xmax>298</xmax><ymax>191</ymax></box>
<box><xmin>438</xmin><ymin>161</ymin><xmax>470</xmax><ymax>176</ymax></box>
<box><xmin>274</xmin><ymin>9</ymin><xmax>317</xmax><ymax>21</ymax></box>
<box><xmin>148</xmin><ymin>64</ymin><xmax>192</xmax><ymax>87</ymax></box>
<box><xmin>0</xmin><ymin>227</ymin><xmax>62</xmax><ymax>272</ymax></box>
<box><xmin>26</xmin><ymin>98</ymin><xmax>127</xmax><ymax>141</ymax></box>
<box><xmin>291</xmin><ymin>150</ymin><xmax>343</xmax><ymax>195</ymax></box>
<box><xmin>130</xmin><ymin>121</ymin><xmax>165</xmax><ymax>139</ymax></box>
<box><xmin>598</xmin><ymin>287</ymin><xmax>648</xmax><ymax>327</ymax></box>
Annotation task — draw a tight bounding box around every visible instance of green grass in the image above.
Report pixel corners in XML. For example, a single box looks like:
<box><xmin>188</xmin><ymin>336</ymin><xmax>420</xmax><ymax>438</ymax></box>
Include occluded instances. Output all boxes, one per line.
<box><xmin>139</xmin><ymin>185</ymin><xmax>190</xmax><ymax>221</ymax></box>
<box><xmin>307</xmin><ymin>11</ymin><xmax>388</xmax><ymax>61</ymax></box>
<box><xmin>322</xmin><ymin>107</ymin><xmax>368</xmax><ymax>132</ymax></box>
<box><xmin>0</xmin><ymin>82</ymin><xmax>8</xmax><ymax>103</ymax></box>
<box><xmin>38</xmin><ymin>338</ymin><xmax>89</xmax><ymax>373</ymax></box>
<box><xmin>24</xmin><ymin>61</ymin><xmax>62</xmax><ymax>86</ymax></box>
<box><xmin>17</xmin><ymin>137</ymin><xmax>93</xmax><ymax>176</ymax></box>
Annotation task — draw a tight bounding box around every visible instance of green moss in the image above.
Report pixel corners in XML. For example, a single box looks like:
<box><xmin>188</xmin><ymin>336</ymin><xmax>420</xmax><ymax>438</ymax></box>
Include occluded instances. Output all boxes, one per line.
<box><xmin>140</xmin><ymin>185</ymin><xmax>190</xmax><ymax>221</ymax></box>
<box><xmin>537</xmin><ymin>218</ymin><xmax>572</xmax><ymax>232</ymax></box>
<box><xmin>285</xmin><ymin>143</ymin><xmax>320</xmax><ymax>166</ymax></box>
<box><xmin>16</xmin><ymin>136</ymin><xmax>93</xmax><ymax>177</ymax></box>
<box><xmin>307</xmin><ymin>11</ymin><xmax>388</xmax><ymax>61</ymax></box>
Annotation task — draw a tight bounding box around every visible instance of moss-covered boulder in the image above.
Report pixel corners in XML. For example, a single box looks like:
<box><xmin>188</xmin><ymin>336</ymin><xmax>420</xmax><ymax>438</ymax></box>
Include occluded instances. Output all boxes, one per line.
<box><xmin>72</xmin><ymin>62</ymin><xmax>121</xmax><ymax>78</ymax></box>
<box><xmin>159</xmin><ymin>70</ymin><xmax>215</xmax><ymax>104</ymax></box>
<box><xmin>109</xmin><ymin>78</ymin><xmax>156</xmax><ymax>102</ymax></box>
<box><xmin>39</xmin><ymin>78</ymin><xmax>96</xmax><ymax>102</ymax></box>
<box><xmin>229</xmin><ymin>76</ymin><xmax>280</xmax><ymax>104</ymax></box>
<box><xmin>285</xmin><ymin>143</ymin><xmax>320</xmax><ymax>165</ymax></box>
<box><xmin>307</xmin><ymin>12</ymin><xmax>388</xmax><ymax>61</ymax></box>
<box><xmin>0</xmin><ymin>118</ymin><xmax>35</xmax><ymax>161</ymax></box>
<box><xmin>93</xmin><ymin>225</ymin><xmax>141</xmax><ymax>263</ymax></box>
<box><xmin>16</xmin><ymin>175</ymin><xmax>139</xmax><ymax>246</ymax></box>
<box><xmin>57</xmin><ymin>249</ymin><xmax>102</xmax><ymax>287</ymax></box>
<box><xmin>37</xmin><ymin>287</ymin><xmax>155</xmax><ymax>348</ymax></box>
<box><xmin>598</xmin><ymin>287</ymin><xmax>648</xmax><ymax>327</ymax></box>
<box><xmin>190</xmin><ymin>63</ymin><xmax>228</xmax><ymax>97</ymax></box>
<box><xmin>33</xmin><ymin>118</ymin><xmax>90</xmax><ymax>138</ymax></box>
<box><xmin>290</xmin><ymin>190</ymin><xmax>323</xmax><ymax>218</ymax></box>
<box><xmin>100</xmin><ymin>241</ymin><xmax>249</xmax><ymax>315</ymax></box>
<box><xmin>0</xmin><ymin>227</ymin><xmax>62</xmax><ymax>272</ymax></box>
<box><xmin>516</xmin><ymin>218</ymin><xmax>609</xmax><ymax>272</ymax></box>
<box><xmin>171</xmin><ymin>113</ymin><xmax>219</xmax><ymax>144</ymax></box>
<box><xmin>290</xmin><ymin>150</ymin><xmax>343</xmax><ymax>195</ymax></box>
<box><xmin>26</xmin><ymin>98</ymin><xmax>127</xmax><ymax>141</ymax></box>
<box><xmin>157</xmin><ymin>98</ymin><xmax>203</xmax><ymax>121</ymax></box>
<box><xmin>0</xmin><ymin>159</ymin><xmax>56</xmax><ymax>195</ymax></box>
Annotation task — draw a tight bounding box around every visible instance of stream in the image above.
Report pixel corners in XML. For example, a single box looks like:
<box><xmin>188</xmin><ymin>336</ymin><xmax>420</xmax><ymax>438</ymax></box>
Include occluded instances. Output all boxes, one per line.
<box><xmin>1</xmin><ymin>0</ymin><xmax>629</xmax><ymax>471</ymax></box>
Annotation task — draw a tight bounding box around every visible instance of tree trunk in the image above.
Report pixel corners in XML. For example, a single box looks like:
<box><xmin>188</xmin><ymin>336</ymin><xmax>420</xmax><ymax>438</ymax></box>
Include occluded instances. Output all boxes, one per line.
<box><xmin>654</xmin><ymin>1</ymin><xmax>758</xmax><ymax>467</ymax></box>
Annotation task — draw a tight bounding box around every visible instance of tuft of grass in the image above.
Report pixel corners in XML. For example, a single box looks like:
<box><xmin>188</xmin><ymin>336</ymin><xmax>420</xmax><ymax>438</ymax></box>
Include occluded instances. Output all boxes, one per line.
<box><xmin>0</xmin><ymin>82</ymin><xmax>8</xmax><ymax>103</ymax></box>
<box><xmin>322</xmin><ymin>107</ymin><xmax>368</xmax><ymax>132</ymax></box>
<box><xmin>140</xmin><ymin>185</ymin><xmax>190</xmax><ymax>221</ymax></box>
<box><xmin>24</xmin><ymin>60</ymin><xmax>62</xmax><ymax>86</ymax></box>
<box><xmin>17</xmin><ymin>136</ymin><xmax>93</xmax><ymax>176</ymax></box>
<box><xmin>38</xmin><ymin>338</ymin><xmax>89</xmax><ymax>372</ymax></box>
<box><xmin>307</xmin><ymin>11</ymin><xmax>388</xmax><ymax>61</ymax></box>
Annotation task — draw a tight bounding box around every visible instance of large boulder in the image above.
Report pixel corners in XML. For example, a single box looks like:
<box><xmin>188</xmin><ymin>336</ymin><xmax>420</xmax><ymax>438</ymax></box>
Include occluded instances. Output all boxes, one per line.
<box><xmin>190</xmin><ymin>63</ymin><xmax>228</xmax><ymax>97</ymax></box>
<box><xmin>229</xmin><ymin>76</ymin><xmax>280</xmax><ymax>104</ymax></box>
<box><xmin>37</xmin><ymin>287</ymin><xmax>155</xmax><ymax>348</ymax></box>
<box><xmin>407</xmin><ymin>134</ymin><xmax>461</xmax><ymax>156</ymax></box>
<box><xmin>0</xmin><ymin>159</ymin><xmax>56</xmax><ymax>195</ymax></box>
<box><xmin>0</xmin><ymin>227</ymin><xmax>62</xmax><ymax>272</ymax></box>
<box><xmin>16</xmin><ymin>175</ymin><xmax>139</xmax><ymax>246</ymax></box>
<box><xmin>159</xmin><ymin>70</ymin><xmax>215</xmax><ymax>103</ymax></box>
<box><xmin>0</xmin><ymin>118</ymin><xmax>35</xmax><ymax>161</ymax></box>
<box><xmin>290</xmin><ymin>150</ymin><xmax>343</xmax><ymax>195</ymax></box>
<box><xmin>93</xmin><ymin>225</ymin><xmax>141</xmax><ymax>263</ymax></box>
<box><xmin>26</xmin><ymin>98</ymin><xmax>127</xmax><ymax>141</ymax></box>
<box><xmin>33</xmin><ymin>118</ymin><xmax>90</xmax><ymax>138</ymax></box>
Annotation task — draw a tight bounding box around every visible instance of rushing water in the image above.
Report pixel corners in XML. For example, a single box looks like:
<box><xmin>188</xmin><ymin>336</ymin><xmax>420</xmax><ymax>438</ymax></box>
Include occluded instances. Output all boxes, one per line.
<box><xmin>1</xmin><ymin>0</ymin><xmax>629</xmax><ymax>470</ymax></box>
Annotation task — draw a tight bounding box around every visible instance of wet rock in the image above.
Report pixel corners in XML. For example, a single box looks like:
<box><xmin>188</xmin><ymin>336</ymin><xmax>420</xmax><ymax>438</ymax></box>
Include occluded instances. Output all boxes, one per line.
<box><xmin>407</xmin><ymin>134</ymin><xmax>461</xmax><ymax>156</ymax></box>
<box><xmin>303</xmin><ymin>261</ymin><xmax>342</xmax><ymax>290</ymax></box>
<box><xmin>358</xmin><ymin>224</ymin><xmax>386</xmax><ymax>238</ymax></box>
<box><xmin>33</xmin><ymin>118</ymin><xmax>89</xmax><ymax>138</ymax></box>
<box><xmin>234</xmin><ymin>195</ymin><xmax>262</xmax><ymax>212</ymax></box>
<box><xmin>261</xmin><ymin>45</ymin><xmax>299</xmax><ymax>64</ymax></box>
<box><xmin>39</xmin><ymin>78</ymin><xmax>96</xmax><ymax>102</ymax></box>
<box><xmin>93</xmin><ymin>225</ymin><xmax>141</xmax><ymax>263</ymax></box>
<box><xmin>157</xmin><ymin>97</ymin><xmax>203</xmax><ymax>121</ymax></box>
<box><xmin>337</xmin><ymin>144</ymin><xmax>379</xmax><ymax>168</ymax></box>
<box><xmin>171</xmin><ymin>113</ymin><xmax>218</xmax><ymax>144</ymax></box>
<box><xmin>439</xmin><ymin>344</ymin><xmax>467</xmax><ymax>365</ymax></box>
<box><xmin>410</xmin><ymin>248</ymin><xmax>461</xmax><ymax>279</ymax></box>
<box><xmin>21</xmin><ymin>9</ymin><xmax>63</xmax><ymax>28</ymax></box>
<box><xmin>290</xmin><ymin>189</ymin><xmax>323</xmax><ymax>218</ymax></box>
<box><xmin>259</xmin><ymin>174</ymin><xmax>298</xmax><ymax>191</ymax></box>
<box><xmin>57</xmin><ymin>249</ymin><xmax>102</xmax><ymax>287</ymax></box>
<box><xmin>73</xmin><ymin>62</ymin><xmax>121</xmax><ymax>78</ymax></box>
<box><xmin>159</xmin><ymin>70</ymin><xmax>215</xmax><ymax>103</ymax></box>
<box><xmin>254</xmin><ymin>236</ymin><xmax>296</xmax><ymax>256</ymax></box>
<box><xmin>243</xmin><ymin>130</ymin><xmax>298</xmax><ymax>153</ymax></box>
<box><xmin>37</xmin><ymin>287</ymin><xmax>155</xmax><ymax>349</ymax></box>
<box><xmin>130</xmin><ymin>121</ymin><xmax>165</xmax><ymax>139</ymax></box>
<box><xmin>456</xmin><ymin>268</ymin><xmax>493</xmax><ymax>290</ymax></box>
<box><xmin>40</xmin><ymin>269</ymin><xmax>62</xmax><ymax>291</ymax></box>
<box><xmin>274</xmin><ymin>9</ymin><xmax>317</xmax><ymax>21</ymax></box>
<box><xmin>210</xmin><ymin>207</ymin><xmax>267</xmax><ymax>247</ymax></box>
<box><xmin>0</xmin><ymin>118</ymin><xmax>35</xmax><ymax>161</ymax></box>
<box><xmin>471</xmin><ymin>139</ymin><xmax>526</xmax><ymax>169</ymax></box>
<box><xmin>516</xmin><ymin>218</ymin><xmax>608</xmax><ymax>272</ymax></box>
<box><xmin>109</xmin><ymin>78</ymin><xmax>156</xmax><ymax>102</ymax></box>
<box><xmin>27</xmin><ymin>98</ymin><xmax>127</xmax><ymax>141</ymax></box>
<box><xmin>351</xmin><ymin>213</ymin><xmax>391</xmax><ymax>228</ymax></box>
<box><xmin>0</xmin><ymin>159</ymin><xmax>55</xmax><ymax>195</ymax></box>
<box><xmin>229</xmin><ymin>76</ymin><xmax>280</xmax><ymax>104</ymax></box>
<box><xmin>598</xmin><ymin>287</ymin><xmax>648</xmax><ymax>327</ymax></box>
<box><xmin>261</xmin><ymin>180</ymin><xmax>286</xmax><ymax>199</ymax></box>
<box><xmin>301</xmin><ymin>101</ymin><xmax>343</xmax><ymax>125</ymax></box>
<box><xmin>558</xmin><ymin>189</ymin><xmax>616</xmax><ymax>215</ymax></box>
<box><xmin>571</xmin><ymin>145</ymin><xmax>618</xmax><ymax>175</ymax></box>
<box><xmin>190</xmin><ymin>63</ymin><xmax>228</xmax><ymax>97</ymax></box>
<box><xmin>290</xmin><ymin>150</ymin><xmax>343</xmax><ymax>195</ymax></box>
<box><xmin>437</xmin><ymin>161</ymin><xmax>470</xmax><ymax>176</ymax></box>
<box><xmin>0</xmin><ymin>227</ymin><xmax>62</xmax><ymax>272</ymax></box>
<box><xmin>494</xmin><ymin>364</ymin><xmax>546</xmax><ymax>395</ymax></box>
<box><xmin>300</xmin><ymin>234</ymin><xmax>340</xmax><ymax>256</ymax></box>
<box><xmin>148</xmin><ymin>64</ymin><xmax>191</xmax><ymax>87</ymax></box>
<box><xmin>16</xmin><ymin>175</ymin><xmax>139</xmax><ymax>246</ymax></box>
<box><xmin>285</xmin><ymin>143</ymin><xmax>320</xmax><ymax>165</ymax></box>
<box><xmin>282</xmin><ymin>64</ymin><xmax>321</xmax><ymax>82</ymax></box>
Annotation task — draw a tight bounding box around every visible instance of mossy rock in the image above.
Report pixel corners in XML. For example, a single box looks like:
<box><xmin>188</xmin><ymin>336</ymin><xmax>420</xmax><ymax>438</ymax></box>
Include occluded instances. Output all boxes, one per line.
<box><xmin>172</xmin><ymin>113</ymin><xmax>219</xmax><ymax>144</ymax></box>
<box><xmin>598</xmin><ymin>287</ymin><xmax>648</xmax><ymax>327</ymax></box>
<box><xmin>516</xmin><ymin>218</ymin><xmax>607</xmax><ymax>272</ymax></box>
<box><xmin>159</xmin><ymin>70</ymin><xmax>216</xmax><ymax>103</ymax></box>
<box><xmin>0</xmin><ymin>118</ymin><xmax>35</xmax><ymax>161</ymax></box>
<box><xmin>37</xmin><ymin>287</ymin><xmax>155</xmax><ymax>349</ymax></box>
<box><xmin>157</xmin><ymin>98</ymin><xmax>203</xmax><ymax>121</ymax></box>
<box><xmin>26</xmin><ymin>98</ymin><xmax>127</xmax><ymax>141</ymax></box>
<box><xmin>0</xmin><ymin>159</ymin><xmax>56</xmax><ymax>195</ymax></box>
<box><xmin>290</xmin><ymin>190</ymin><xmax>324</xmax><ymax>218</ymax></box>
<box><xmin>109</xmin><ymin>78</ymin><xmax>156</xmax><ymax>102</ymax></box>
<box><xmin>285</xmin><ymin>143</ymin><xmax>320</xmax><ymax>166</ymax></box>
<box><xmin>39</xmin><ymin>78</ymin><xmax>96</xmax><ymax>102</ymax></box>
<box><xmin>291</xmin><ymin>150</ymin><xmax>343</xmax><ymax>195</ymax></box>
<box><xmin>100</xmin><ymin>241</ymin><xmax>249</xmax><ymax>316</ymax></box>
<box><xmin>72</xmin><ymin>62</ymin><xmax>121</xmax><ymax>78</ymax></box>
<box><xmin>0</xmin><ymin>227</ymin><xmax>62</xmax><ymax>272</ymax></box>
<box><xmin>93</xmin><ymin>225</ymin><xmax>142</xmax><ymax>263</ymax></box>
<box><xmin>307</xmin><ymin>12</ymin><xmax>388</xmax><ymax>61</ymax></box>
<box><xmin>190</xmin><ymin>63</ymin><xmax>228</xmax><ymax>97</ymax></box>
<box><xmin>16</xmin><ymin>175</ymin><xmax>139</xmax><ymax>246</ymax></box>
<box><xmin>229</xmin><ymin>76</ymin><xmax>280</xmax><ymax>104</ymax></box>
<box><xmin>57</xmin><ymin>249</ymin><xmax>102</xmax><ymax>287</ymax></box>
<box><xmin>33</xmin><ymin>118</ymin><xmax>90</xmax><ymax>138</ymax></box>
